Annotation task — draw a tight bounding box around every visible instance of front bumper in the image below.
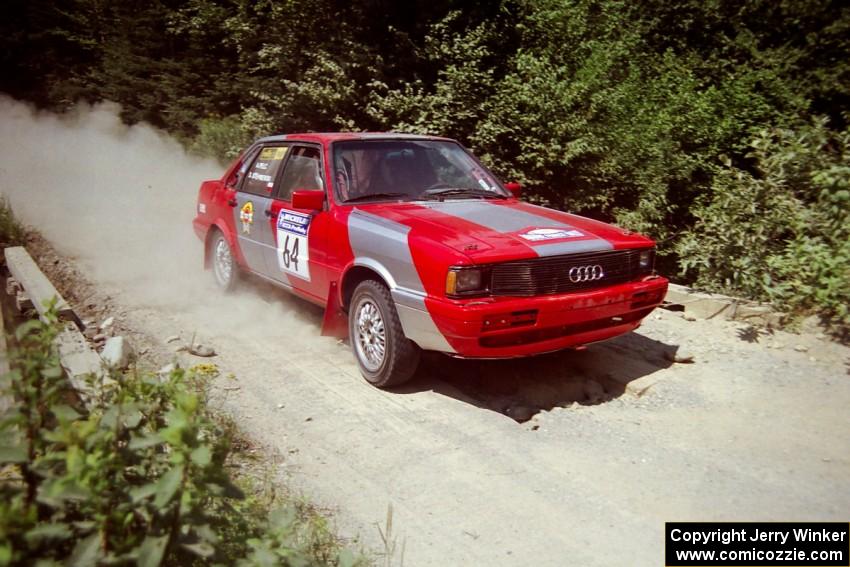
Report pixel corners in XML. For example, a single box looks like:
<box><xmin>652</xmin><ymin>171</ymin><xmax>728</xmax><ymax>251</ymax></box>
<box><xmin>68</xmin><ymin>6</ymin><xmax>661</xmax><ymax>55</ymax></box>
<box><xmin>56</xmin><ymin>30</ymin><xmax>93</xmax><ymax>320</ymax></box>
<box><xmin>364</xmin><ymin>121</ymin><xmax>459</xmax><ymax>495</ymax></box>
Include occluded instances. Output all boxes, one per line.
<box><xmin>422</xmin><ymin>276</ymin><xmax>668</xmax><ymax>358</ymax></box>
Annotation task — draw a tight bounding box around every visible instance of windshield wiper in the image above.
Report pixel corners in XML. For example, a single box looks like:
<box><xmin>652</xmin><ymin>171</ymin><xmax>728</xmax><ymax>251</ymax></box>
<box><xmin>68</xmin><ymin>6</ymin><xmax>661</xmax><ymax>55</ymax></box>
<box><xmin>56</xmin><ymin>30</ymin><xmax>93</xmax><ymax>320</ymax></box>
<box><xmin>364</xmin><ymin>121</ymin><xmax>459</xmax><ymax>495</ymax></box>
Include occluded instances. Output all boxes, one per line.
<box><xmin>421</xmin><ymin>187</ymin><xmax>507</xmax><ymax>201</ymax></box>
<box><xmin>344</xmin><ymin>192</ymin><xmax>411</xmax><ymax>203</ymax></box>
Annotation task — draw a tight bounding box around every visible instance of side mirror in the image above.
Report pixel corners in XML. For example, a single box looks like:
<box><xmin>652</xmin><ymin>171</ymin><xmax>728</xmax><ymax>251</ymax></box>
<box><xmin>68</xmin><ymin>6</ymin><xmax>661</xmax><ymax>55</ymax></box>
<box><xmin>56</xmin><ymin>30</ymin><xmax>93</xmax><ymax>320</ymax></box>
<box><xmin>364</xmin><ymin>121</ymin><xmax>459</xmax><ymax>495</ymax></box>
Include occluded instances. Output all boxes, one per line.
<box><xmin>291</xmin><ymin>189</ymin><xmax>325</xmax><ymax>211</ymax></box>
<box><xmin>505</xmin><ymin>181</ymin><xmax>522</xmax><ymax>199</ymax></box>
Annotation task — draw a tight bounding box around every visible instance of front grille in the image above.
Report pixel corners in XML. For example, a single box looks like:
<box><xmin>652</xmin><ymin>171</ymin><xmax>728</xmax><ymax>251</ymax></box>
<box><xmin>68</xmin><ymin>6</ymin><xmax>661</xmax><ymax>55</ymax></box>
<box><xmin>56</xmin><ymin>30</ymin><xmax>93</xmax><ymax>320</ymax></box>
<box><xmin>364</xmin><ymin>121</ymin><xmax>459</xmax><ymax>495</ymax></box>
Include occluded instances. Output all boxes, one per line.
<box><xmin>490</xmin><ymin>249</ymin><xmax>649</xmax><ymax>296</ymax></box>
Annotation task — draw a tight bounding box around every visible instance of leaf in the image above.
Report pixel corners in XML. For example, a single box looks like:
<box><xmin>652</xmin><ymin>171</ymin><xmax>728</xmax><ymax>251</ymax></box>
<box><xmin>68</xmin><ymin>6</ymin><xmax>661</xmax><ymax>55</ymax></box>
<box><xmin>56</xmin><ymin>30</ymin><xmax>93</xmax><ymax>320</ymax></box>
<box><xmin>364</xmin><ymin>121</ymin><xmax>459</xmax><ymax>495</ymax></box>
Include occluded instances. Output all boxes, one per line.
<box><xmin>123</xmin><ymin>408</ymin><xmax>144</xmax><ymax>429</ymax></box>
<box><xmin>189</xmin><ymin>446</ymin><xmax>211</xmax><ymax>467</ymax></box>
<box><xmin>42</xmin><ymin>364</ymin><xmax>64</xmax><ymax>379</ymax></box>
<box><xmin>0</xmin><ymin>445</ymin><xmax>28</xmax><ymax>463</ymax></box>
<box><xmin>128</xmin><ymin>433</ymin><xmax>163</xmax><ymax>450</ymax></box>
<box><xmin>211</xmin><ymin>478</ymin><xmax>245</xmax><ymax>499</ymax></box>
<box><xmin>0</xmin><ymin>407</ymin><xmax>23</xmax><ymax>428</ymax></box>
<box><xmin>180</xmin><ymin>541</ymin><xmax>215</xmax><ymax>558</ymax></box>
<box><xmin>67</xmin><ymin>532</ymin><xmax>102</xmax><ymax>567</ymax></box>
<box><xmin>100</xmin><ymin>406</ymin><xmax>119</xmax><ymax>429</ymax></box>
<box><xmin>51</xmin><ymin>404</ymin><xmax>81</xmax><ymax>423</ymax></box>
<box><xmin>193</xmin><ymin>523</ymin><xmax>218</xmax><ymax>544</ymax></box>
<box><xmin>130</xmin><ymin>482</ymin><xmax>158</xmax><ymax>504</ymax></box>
<box><xmin>24</xmin><ymin>523</ymin><xmax>72</xmax><ymax>545</ymax></box>
<box><xmin>154</xmin><ymin>465</ymin><xmax>184</xmax><ymax>508</ymax></box>
<box><xmin>137</xmin><ymin>535</ymin><xmax>169</xmax><ymax>567</ymax></box>
<box><xmin>15</xmin><ymin>320</ymin><xmax>42</xmax><ymax>341</ymax></box>
<box><xmin>39</xmin><ymin>478</ymin><xmax>91</xmax><ymax>505</ymax></box>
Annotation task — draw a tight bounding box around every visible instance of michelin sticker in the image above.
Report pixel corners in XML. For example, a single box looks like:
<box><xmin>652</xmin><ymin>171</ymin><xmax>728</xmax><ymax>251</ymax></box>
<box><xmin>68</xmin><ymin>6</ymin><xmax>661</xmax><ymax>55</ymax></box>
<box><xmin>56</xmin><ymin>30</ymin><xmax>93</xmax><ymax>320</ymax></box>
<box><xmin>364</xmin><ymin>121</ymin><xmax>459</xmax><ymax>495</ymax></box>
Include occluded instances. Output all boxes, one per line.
<box><xmin>240</xmin><ymin>201</ymin><xmax>254</xmax><ymax>234</ymax></box>
<box><xmin>520</xmin><ymin>228</ymin><xmax>585</xmax><ymax>241</ymax></box>
<box><xmin>276</xmin><ymin>209</ymin><xmax>311</xmax><ymax>280</ymax></box>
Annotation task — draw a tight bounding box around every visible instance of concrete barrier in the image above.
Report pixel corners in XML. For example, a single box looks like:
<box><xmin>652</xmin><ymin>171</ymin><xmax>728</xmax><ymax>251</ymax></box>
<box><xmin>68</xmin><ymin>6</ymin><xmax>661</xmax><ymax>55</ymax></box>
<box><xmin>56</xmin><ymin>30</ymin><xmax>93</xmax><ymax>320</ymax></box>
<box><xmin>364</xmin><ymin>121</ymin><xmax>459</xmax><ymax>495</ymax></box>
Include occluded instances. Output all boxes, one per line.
<box><xmin>664</xmin><ymin>283</ymin><xmax>784</xmax><ymax>326</ymax></box>
<box><xmin>3</xmin><ymin>246</ymin><xmax>107</xmax><ymax>405</ymax></box>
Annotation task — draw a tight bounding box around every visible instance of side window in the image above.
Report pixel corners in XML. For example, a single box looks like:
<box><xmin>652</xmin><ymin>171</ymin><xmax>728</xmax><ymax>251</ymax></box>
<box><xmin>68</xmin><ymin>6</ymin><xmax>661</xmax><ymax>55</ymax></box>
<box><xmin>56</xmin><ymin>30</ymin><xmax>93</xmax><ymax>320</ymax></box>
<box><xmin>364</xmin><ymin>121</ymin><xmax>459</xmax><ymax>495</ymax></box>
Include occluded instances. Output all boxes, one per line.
<box><xmin>241</xmin><ymin>146</ymin><xmax>289</xmax><ymax>196</ymax></box>
<box><xmin>275</xmin><ymin>146</ymin><xmax>323</xmax><ymax>201</ymax></box>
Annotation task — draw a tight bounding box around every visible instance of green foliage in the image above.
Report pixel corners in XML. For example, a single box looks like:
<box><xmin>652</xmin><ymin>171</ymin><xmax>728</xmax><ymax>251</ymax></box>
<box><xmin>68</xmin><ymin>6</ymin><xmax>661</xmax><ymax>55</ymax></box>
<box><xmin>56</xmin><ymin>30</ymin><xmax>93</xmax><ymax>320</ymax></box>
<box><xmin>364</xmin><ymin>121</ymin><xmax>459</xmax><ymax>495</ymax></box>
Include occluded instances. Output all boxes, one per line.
<box><xmin>0</xmin><ymin>311</ymin><xmax>363</xmax><ymax>565</ymax></box>
<box><xmin>366</xmin><ymin>10</ymin><xmax>508</xmax><ymax>145</ymax></box>
<box><xmin>189</xmin><ymin>115</ymin><xmax>254</xmax><ymax>162</ymax></box>
<box><xmin>678</xmin><ymin>118</ymin><xmax>850</xmax><ymax>337</ymax></box>
<box><xmin>0</xmin><ymin>196</ymin><xmax>26</xmax><ymax>247</ymax></box>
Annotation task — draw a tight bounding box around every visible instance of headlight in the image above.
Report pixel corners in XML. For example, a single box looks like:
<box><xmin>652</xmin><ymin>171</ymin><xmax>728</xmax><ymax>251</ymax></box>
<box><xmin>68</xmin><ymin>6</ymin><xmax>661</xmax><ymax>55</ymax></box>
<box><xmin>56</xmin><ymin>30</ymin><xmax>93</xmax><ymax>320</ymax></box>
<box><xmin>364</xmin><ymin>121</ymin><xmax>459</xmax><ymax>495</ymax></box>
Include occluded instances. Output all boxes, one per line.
<box><xmin>639</xmin><ymin>248</ymin><xmax>655</xmax><ymax>271</ymax></box>
<box><xmin>446</xmin><ymin>267</ymin><xmax>488</xmax><ymax>296</ymax></box>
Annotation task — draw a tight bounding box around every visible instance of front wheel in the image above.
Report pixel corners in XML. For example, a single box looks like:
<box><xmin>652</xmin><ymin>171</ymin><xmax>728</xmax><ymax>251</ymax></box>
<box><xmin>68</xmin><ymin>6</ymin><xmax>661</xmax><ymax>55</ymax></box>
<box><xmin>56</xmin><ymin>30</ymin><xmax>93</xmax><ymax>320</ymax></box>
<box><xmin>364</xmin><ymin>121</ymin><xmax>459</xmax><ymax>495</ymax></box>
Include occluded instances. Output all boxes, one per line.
<box><xmin>349</xmin><ymin>280</ymin><xmax>420</xmax><ymax>388</ymax></box>
<box><xmin>210</xmin><ymin>231</ymin><xmax>237</xmax><ymax>291</ymax></box>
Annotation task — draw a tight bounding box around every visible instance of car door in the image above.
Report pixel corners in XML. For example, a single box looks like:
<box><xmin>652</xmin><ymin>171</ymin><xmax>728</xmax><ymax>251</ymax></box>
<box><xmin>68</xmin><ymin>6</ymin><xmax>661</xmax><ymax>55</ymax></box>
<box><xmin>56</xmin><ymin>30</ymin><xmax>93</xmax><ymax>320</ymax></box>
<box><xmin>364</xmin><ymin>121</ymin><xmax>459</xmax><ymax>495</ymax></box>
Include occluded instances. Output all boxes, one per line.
<box><xmin>263</xmin><ymin>145</ymin><xmax>330</xmax><ymax>302</ymax></box>
<box><xmin>234</xmin><ymin>144</ymin><xmax>290</xmax><ymax>278</ymax></box>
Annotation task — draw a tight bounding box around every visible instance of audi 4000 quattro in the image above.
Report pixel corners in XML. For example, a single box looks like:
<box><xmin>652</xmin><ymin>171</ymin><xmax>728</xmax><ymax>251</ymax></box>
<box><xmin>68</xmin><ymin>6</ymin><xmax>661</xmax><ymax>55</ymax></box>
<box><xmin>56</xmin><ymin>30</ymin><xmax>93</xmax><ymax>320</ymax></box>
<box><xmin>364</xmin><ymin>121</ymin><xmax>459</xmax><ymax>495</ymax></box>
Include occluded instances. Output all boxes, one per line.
<box><xmin>193</xmin><ymin>133</ymin><xmax>668</xmax><ymax>387</ymax></box>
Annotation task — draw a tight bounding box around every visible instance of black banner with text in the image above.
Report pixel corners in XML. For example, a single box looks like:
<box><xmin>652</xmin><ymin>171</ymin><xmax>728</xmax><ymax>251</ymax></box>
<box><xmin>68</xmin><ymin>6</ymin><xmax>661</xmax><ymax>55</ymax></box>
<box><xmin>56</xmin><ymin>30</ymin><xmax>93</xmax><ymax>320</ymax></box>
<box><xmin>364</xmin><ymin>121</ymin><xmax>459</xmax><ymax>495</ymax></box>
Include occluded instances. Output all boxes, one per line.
<box><xmin>666</xmin><ymin>522</ymin><xmax>849</xmax><ymax>566</ymax></box>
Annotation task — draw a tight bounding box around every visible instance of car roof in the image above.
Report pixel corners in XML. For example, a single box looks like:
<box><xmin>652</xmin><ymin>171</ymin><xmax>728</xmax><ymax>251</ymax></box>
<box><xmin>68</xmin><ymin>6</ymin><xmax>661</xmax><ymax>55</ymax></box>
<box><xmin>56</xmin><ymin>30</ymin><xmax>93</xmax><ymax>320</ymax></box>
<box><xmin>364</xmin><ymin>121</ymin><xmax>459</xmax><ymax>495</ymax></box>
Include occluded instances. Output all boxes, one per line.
<box><xmin>257</xmin><ymin>132</ymin><xmax>455</xmax><ymax>144</ymax></box>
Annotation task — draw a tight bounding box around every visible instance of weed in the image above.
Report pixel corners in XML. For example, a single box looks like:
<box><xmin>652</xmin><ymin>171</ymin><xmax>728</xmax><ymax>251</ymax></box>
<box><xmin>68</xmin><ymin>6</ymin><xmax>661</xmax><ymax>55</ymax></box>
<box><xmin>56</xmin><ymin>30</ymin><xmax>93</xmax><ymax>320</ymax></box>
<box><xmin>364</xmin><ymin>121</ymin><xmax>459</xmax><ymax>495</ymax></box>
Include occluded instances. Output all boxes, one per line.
<box><xmin>0</xmin><ymin>309</ymin><xmax>365</xmax><ymax>565</ymax></box>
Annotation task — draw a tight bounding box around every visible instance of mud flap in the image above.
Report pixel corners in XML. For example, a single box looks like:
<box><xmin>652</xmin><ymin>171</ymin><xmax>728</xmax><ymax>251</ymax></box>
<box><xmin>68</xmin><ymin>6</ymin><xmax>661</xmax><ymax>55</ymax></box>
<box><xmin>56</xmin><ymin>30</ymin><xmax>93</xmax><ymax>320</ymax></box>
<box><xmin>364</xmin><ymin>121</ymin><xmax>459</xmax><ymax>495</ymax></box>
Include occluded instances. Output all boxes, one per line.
<box><xmin>321</xmin><ymin>281</ymin><xmax>349</xmax><ymax>339</ymax></box>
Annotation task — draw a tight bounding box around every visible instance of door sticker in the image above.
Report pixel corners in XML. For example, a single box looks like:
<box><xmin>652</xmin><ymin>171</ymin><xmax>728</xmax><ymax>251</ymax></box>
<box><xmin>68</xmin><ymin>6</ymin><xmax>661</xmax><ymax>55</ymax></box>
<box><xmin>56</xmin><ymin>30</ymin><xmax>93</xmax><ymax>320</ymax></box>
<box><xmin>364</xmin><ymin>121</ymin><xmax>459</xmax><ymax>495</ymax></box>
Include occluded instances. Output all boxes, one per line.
<box><xmin>240</xmin><ymin>201</ymin><xmax>254</xmax><ymax>234</ymax></box>
<box><xmin>276</xmin><ymin>208</ymin><xmax>311</xmax><ymax>280</ymax></box>
<box><xmin>519</xmin><ymin>228</ymin><xmax>585</xmax><ymax>241</ymax></box>
<box><xmin>248</xmin><ymin>147</ymin><xmax>289</xmax><ymax>192</ymax></box>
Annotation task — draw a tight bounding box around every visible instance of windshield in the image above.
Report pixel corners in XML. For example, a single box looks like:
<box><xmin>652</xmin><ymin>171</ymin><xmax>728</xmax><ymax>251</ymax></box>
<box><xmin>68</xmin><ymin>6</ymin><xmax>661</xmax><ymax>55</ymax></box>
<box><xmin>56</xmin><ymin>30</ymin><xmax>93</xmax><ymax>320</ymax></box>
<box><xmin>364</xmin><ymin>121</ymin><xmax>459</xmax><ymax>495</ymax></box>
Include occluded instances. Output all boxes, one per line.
<box><xmin>333</xmin><ymin>140</ymin><xmax>508</xmax><ymax>202</ymax></box>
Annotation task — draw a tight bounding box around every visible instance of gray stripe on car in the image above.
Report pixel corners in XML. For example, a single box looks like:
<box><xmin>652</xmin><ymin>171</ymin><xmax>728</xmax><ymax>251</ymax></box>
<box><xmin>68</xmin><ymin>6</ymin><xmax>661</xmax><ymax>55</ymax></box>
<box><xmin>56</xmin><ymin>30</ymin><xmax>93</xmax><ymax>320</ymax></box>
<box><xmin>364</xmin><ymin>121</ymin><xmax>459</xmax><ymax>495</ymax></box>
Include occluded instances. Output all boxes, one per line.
<box><xmin>347</xmin><ymin>209</ymin><xmax>455</xmax><ymax>353</ymax></box>
<box><xmin>533</xmin><ymin>238</ymin><xmax>613</xmax><ymax>256</ymax></box>
<box><xmin>421</xmin><ymin>201</ymin><xmax>569</xmax><ymax>233</ymax></box>
<box><xmin>420</xmin><ymin>200</ymin><xmax>612</xmax><ymax>255</ymax></box>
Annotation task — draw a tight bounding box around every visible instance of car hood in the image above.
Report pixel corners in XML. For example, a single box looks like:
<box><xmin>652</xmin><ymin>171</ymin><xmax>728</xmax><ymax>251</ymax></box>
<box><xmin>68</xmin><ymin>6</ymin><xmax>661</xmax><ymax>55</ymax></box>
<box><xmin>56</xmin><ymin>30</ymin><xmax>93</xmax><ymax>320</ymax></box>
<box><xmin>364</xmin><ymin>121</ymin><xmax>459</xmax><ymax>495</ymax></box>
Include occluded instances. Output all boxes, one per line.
<box><xmin>353</xmin><ymin>199</ymin><xmax>655</xmax><ymax>264</ymax></box>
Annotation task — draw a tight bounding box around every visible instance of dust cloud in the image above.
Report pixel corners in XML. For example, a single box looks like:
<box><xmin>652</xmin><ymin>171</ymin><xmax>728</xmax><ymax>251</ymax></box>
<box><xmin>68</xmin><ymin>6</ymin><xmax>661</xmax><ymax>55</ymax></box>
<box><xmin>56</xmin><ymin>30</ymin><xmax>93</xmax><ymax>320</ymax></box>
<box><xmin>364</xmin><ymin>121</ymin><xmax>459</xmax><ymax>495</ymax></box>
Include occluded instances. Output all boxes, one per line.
<box><xmin>0</xmin><ymin>96</ymin><xmax>319</xmax><ymax>342</ymax></box>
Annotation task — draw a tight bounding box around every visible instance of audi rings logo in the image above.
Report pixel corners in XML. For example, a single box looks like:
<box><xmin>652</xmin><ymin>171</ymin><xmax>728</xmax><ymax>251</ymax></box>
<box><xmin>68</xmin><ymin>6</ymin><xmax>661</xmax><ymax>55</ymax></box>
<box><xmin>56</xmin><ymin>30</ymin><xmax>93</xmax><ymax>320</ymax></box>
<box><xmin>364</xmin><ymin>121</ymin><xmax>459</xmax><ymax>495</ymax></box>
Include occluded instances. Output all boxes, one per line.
<box><xmin>568</xmin><ymin>264</ymin><xmax>604</xmax><ymax>283</ymax></box>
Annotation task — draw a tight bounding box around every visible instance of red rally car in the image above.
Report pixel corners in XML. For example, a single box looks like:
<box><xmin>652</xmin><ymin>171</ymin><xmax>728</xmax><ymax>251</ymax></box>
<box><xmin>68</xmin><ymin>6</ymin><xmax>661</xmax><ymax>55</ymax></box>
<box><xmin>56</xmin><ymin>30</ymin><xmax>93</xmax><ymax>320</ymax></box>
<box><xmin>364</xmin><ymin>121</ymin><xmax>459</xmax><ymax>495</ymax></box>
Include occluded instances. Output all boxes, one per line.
<box><xmin>193</xmin><ymin>133</ymin><xmax>668</xmax><ymax>387</ymax></box>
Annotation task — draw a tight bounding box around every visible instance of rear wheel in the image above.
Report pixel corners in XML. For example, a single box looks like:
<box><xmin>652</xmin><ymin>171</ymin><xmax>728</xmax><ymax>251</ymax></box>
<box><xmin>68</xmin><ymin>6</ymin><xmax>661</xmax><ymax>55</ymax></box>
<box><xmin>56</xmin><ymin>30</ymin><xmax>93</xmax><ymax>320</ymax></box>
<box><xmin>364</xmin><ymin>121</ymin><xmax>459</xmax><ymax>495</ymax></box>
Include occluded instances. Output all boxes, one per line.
<box><xmin>350</xmin><ymin>280</ymin><xmax>420</xmax><ymax>388</ymax></box>
<box><xmin>210</xmin><ymin>231</ymin><xmax>237</xmax><ymax>291</ymax></box>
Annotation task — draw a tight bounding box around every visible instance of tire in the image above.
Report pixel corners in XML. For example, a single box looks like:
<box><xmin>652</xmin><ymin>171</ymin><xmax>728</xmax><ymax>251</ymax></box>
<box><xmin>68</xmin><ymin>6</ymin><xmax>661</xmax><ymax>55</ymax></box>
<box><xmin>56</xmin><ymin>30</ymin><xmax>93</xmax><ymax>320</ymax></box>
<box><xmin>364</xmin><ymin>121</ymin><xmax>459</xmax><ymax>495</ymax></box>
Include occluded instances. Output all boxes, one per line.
<box><xmin>349</xmin><ymin>280</ymin><xmax>420</xmax><ymax>388</ymax></box>
<box><xmin>210</xmin><ymin>230</ymin><xmax>237</xmax><ymax>291</ymax></box>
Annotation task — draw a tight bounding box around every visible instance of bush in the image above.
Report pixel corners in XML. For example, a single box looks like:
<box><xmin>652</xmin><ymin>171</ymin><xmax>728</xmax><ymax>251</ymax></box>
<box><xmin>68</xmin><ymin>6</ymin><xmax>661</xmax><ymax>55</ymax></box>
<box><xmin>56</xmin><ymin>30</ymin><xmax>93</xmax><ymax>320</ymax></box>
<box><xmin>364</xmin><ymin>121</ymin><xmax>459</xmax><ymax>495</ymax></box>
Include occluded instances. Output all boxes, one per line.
<box><xmin>677</xmin><ymin>118</ymin><xmax>850</xmax><ymax>337</ymax></box>
<box><xmin>0</xmin><ymin>310</ymin><xmax>363</xmax><ymax>565</ymax></box>
<box><xmin>0</xmin><ymin>196</ymin><xmax>25</xmax><ymax>248</ymax></box>
<box><xmin>189</xmin><ymin>115</ymin><xmax>254</xmax><ymax>163</ymax></box>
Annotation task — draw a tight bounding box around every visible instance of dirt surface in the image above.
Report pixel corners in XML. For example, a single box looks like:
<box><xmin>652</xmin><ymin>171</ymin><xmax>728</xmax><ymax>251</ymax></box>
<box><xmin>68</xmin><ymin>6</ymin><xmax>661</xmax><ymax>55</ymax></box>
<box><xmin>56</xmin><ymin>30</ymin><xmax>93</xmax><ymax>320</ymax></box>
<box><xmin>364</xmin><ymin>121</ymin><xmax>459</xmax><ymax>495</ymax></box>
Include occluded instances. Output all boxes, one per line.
<box><xmin>22</xmin><ymin>233</ymin><xmax>850</xmax><ymax>567</ymax></box>
<box><xmin>2</xmin><ymin>99</ymin><xmax>847</xmax><ymax>566</ymax></box>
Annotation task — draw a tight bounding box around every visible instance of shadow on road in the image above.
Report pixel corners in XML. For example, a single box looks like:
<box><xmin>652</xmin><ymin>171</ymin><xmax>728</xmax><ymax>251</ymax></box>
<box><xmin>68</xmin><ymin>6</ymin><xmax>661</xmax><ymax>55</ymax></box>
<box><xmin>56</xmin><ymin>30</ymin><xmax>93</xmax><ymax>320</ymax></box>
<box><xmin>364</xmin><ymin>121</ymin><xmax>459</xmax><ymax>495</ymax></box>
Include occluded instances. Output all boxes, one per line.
<box><xmin>395</xmin><ymin>331</ymin><xmax>678</xmax><ymax>422</ymax></box>
<box><xmin>248</xmin><ymin>277</ymin><xmax>679</xmax><ymax>422</ymax></box>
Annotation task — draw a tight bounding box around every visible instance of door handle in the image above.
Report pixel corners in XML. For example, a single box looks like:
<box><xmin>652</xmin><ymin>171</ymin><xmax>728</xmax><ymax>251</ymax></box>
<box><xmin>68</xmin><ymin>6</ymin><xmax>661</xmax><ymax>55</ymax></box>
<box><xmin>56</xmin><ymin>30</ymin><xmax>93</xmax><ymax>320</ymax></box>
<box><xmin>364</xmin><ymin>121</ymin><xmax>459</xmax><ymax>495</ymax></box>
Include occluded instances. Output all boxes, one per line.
<box><xmin>264</xmin><ymin>209</ymin><xmax>274</xmax><ymax>218</ymax></box>
<box><xmin>227</xmin><ymin>198</ymin><xmax>237</xmax><ymax>207</ymax></box>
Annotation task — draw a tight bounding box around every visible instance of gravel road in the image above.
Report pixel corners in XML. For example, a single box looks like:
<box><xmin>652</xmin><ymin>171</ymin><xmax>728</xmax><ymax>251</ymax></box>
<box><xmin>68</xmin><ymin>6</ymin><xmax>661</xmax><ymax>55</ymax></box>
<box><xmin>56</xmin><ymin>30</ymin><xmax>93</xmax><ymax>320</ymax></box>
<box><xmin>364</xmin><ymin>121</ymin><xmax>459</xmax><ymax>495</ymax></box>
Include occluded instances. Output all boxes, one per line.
<box><xmin>38</xmin><ymin>253</ymin><xmax>850</xmax><ymax>566</ymax></box>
